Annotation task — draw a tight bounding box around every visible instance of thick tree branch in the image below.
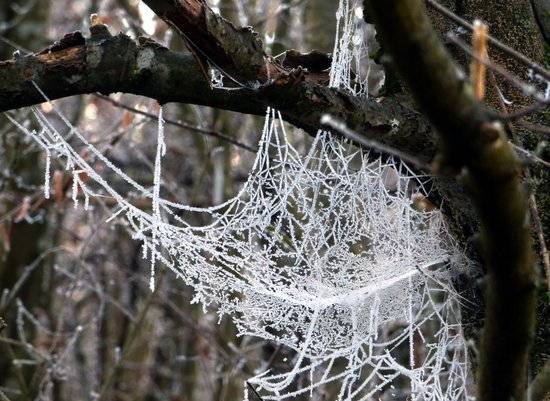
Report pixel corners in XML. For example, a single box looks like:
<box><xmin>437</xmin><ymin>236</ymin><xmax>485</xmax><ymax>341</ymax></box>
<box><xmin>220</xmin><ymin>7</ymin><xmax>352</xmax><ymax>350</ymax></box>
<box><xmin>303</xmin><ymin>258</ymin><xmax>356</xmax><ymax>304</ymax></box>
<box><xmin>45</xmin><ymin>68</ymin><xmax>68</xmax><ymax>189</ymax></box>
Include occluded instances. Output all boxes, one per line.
<box><xmin>141</xmin><ymin>0</ymin><xmax>277</xmax><ymax>85</ymax></box>
<box><xmin>140</xmin><ymin>0</ymin><xmax>332</xmax><ymax>87</ymax></box>
<box><xmin>0</xmin><ymin>0</ymin><xmax>479</xmax><ymax>283</ymax></box>
<box><xmin>0</xmin><ymin>27</ymin><xmax>432</xmax><ymax>159</ymax></box>
<box><xmin>364</xmin><ymin>1</ymin><xmax>537</xmax><ymax>401</ymax></box>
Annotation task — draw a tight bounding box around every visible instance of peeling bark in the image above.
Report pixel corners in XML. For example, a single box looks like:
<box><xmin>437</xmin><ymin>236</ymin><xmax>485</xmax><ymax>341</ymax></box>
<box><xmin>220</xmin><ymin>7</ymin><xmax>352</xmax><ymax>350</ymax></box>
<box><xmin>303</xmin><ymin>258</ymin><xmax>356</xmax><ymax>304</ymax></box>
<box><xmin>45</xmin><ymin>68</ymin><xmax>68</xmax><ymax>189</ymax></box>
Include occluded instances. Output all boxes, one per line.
<box><xmin>142</xmin><ymin>0</ymin><xmax>274</xmax><ymax>84</ymax></box>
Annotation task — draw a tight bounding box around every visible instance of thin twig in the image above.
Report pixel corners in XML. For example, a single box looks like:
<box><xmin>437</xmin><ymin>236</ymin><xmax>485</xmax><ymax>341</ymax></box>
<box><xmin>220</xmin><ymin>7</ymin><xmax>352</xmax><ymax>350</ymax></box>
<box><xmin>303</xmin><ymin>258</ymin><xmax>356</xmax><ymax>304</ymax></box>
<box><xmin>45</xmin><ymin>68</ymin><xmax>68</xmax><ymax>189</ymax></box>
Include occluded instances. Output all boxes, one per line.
<box><xmin>516</xmin><ymin>120</ymin><xmax>550</xmax><ymax>136</ymax></box>
<box><xmin>426</xmin><ymin>0</ymin><xmax>550</xmax><ymax>82</ymax></box>
<box><xmin>511</xmin><ymin>143</ymin><xmax>550</xmax><ymax>169</ymax></box>
<box><xmin>320</xmin><ymin>115</ymin><xmax>432</xmax><ymax>172</ymax></box>
<box><xmin>246</xmin><ymin>381</ymin><xmax>264</xmax><ymax>401</ymax></box>
<box><xmin>0</xmin><ymin>247</ymin><xmax>64</xmax><ymax>315</ymax></box>
<box><xmin>448</xmin><ymin>33</ymin><xmax>550</xmax><ymax>104</ymax></box>
<box><xmin>94</xmin><ymin>94</ymin><xmax>258</xmax><ymax>153</ymax></box>
<box><xmin>491</xmin><ymin>102</ymin><xmax>547</xmax><ymax>122</ymax></box>
<box><xmin>0</xmin><ymin>334</ymin><xmax>32</xmax><ymax>401</ymax></box>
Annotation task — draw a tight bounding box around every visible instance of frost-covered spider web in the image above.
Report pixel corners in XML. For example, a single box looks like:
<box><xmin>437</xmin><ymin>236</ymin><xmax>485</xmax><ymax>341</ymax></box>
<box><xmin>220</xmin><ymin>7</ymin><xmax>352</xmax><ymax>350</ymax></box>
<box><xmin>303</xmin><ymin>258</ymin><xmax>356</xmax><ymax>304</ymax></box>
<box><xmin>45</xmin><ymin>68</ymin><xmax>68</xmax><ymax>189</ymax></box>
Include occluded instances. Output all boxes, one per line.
<box><xmin>8</xmin><ymin>0</ymin><xmax>473</xmax><ymax>399</ymax></box>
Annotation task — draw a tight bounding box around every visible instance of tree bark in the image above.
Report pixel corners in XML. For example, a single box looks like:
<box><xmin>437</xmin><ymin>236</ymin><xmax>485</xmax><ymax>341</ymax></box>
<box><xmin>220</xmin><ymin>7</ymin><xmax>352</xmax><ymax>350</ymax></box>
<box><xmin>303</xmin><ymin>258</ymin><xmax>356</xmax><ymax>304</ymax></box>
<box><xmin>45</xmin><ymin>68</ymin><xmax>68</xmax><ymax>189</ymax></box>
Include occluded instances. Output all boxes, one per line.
<box><xmin>0</xmin><ymin>27</ymin><xmax>433</xmax><ymax>160</ymax></box>
<box><xmin>364</xmin><ymin>1</ymin><xmax>537</xmax><ymax>401</ymax></box>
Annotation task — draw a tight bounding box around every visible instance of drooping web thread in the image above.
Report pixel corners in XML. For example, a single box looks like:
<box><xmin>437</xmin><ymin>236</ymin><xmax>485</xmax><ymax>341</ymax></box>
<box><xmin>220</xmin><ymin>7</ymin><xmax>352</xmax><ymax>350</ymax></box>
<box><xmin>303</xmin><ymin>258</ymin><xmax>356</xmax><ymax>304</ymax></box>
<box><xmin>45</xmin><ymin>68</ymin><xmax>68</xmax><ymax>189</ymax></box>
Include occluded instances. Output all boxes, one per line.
<box><xmin>10</xmin><ymin>0</ymin><xmax>473</xmax><ymax>399</ymax></box>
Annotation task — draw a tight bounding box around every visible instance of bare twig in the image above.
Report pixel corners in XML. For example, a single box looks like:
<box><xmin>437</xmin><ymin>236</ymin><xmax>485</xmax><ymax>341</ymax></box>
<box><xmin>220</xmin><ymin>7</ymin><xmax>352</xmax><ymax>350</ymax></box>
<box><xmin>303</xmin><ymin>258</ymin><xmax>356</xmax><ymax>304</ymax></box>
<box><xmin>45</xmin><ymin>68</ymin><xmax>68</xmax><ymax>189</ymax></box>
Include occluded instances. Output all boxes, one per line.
<box><xmin>492</xmin><ymin>102</ymin><xmax>547</xmax><ymax>122</ymax></box>
<box><xmin>511</xmin><ymin>143</ymin><xmax>550</xmax><ymax>169</ymax></box>
<box><xmin>517</xmin><ymin>121</ymin><xmax>550</xmax><ymax>136</ymax></box>
<box><xmin>471</xmin><ymin>20</ymin><xmax>488</xmax><ymax>101</ymax></box>
<box><xmin>0</xmin><ymin>247</ymin><xmax>64</xmax><ymax>315</ymax></box>
<box><xmin>448</xmin><ymin>33</ymin><xmax>550</xmax><ymax>104</ymax></box>
<box><xmin>94</xmin><ymin>94</ymin><xmax>258</xmax><ymax>152</ymax></box>
<box><xmin>0</xmin><ymin>333</ymin><xmax>31</xmax><ymax>401</ymax></box>
<box><xmin>320</xmin><ymin>114</ymin><xmax>432</xmax><ymax>172</ymax></box>
<box><xmin>426</xmin><ymin>0</ymin><xmax>550</xmax><ymax>82</ymax></box>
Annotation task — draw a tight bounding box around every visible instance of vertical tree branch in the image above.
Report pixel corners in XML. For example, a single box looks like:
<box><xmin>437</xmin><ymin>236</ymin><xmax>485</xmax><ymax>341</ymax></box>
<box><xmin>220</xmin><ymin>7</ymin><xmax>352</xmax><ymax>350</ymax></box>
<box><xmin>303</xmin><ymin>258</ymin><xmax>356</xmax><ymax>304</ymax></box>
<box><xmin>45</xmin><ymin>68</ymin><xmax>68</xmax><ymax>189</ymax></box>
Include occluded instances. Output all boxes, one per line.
<box><xmin>363</xmin><ymin>1</ymin><xmax>537</xmax><ymax>401</ymax></box>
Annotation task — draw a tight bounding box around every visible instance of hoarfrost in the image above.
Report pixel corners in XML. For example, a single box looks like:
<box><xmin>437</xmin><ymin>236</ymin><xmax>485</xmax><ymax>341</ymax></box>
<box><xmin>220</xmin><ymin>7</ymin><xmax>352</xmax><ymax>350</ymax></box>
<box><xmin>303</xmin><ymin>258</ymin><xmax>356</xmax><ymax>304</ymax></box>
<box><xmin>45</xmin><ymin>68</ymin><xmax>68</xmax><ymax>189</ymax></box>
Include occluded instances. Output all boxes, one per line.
<box><xmin>9</xmin><ymin>0</ymin><xmax>473</xmax><ymax>399</ymax></box>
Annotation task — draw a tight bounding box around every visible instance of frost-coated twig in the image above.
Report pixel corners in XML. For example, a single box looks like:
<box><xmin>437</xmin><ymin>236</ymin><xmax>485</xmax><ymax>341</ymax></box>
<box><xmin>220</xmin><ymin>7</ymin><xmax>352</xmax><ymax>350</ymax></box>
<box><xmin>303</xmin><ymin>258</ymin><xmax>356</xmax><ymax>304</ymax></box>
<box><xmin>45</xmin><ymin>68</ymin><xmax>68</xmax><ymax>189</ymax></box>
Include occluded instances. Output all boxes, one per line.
<box><xmin>320</xmin><ymin>114</ymin><xmax>432</xmax><ymax>171</ymax></box>
<box><xmin>510</xmin><ymin>143</ymin><xmax>550</xmax><ymax>169</ymax></box>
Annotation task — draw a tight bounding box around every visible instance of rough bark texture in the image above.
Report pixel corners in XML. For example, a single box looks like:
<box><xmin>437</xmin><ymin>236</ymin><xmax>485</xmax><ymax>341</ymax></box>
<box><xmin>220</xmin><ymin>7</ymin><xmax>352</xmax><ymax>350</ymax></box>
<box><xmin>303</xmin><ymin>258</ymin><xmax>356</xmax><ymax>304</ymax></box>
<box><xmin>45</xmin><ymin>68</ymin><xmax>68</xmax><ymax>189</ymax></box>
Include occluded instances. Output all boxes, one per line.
<box><xmin>142</xmin><ymin>0</ymin><xmax>275</xmax><ymax>84</ymax></box>
<box><xmin>0</xmin><ymin>27</ymin><xmax>433</xmax><ymax>160</ymax></box>
<box><xmin>1</xmin><ymin>1</ymin><xmax>485</xmax><ymax>257</ymax></box>
<box><xmin>364</xmin><ymin>2</ymin><xmax>537</xmax><ymax>401</ymax></box>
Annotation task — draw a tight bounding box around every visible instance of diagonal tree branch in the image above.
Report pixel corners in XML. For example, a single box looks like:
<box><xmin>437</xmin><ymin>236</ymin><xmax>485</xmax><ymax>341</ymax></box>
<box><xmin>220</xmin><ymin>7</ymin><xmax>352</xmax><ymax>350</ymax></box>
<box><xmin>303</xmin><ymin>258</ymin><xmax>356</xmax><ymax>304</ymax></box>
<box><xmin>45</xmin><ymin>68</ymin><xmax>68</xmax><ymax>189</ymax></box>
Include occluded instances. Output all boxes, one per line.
<box><xmin>140</xmin><ymin>0</ymin><xmax>332</xmax><ymax>87</ymax></box>
<box><xmin>363</xmin><ymin>1</ymin><xmax>537</xmax><ymax>401</ymax></box>
<box><xmin>141</xmin><ymin>0</ymin><xmax>276</xmax><ymax>85</ymax></box>
<box><xmin>0</xmin><ymin>26</ymin><xmax>433</xmax><ymax>159</ymax></box>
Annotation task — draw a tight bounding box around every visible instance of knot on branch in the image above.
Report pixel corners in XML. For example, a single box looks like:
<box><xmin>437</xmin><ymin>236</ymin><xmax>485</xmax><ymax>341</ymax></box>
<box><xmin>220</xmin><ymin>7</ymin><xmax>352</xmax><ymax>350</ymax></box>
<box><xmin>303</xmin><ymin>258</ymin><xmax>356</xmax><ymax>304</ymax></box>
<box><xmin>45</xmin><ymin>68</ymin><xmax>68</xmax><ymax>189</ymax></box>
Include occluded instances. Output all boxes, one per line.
<box><xmin>89</xmin><ymin>23</ymin><xmax>112</xmax><ymax>42</ymax></box>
